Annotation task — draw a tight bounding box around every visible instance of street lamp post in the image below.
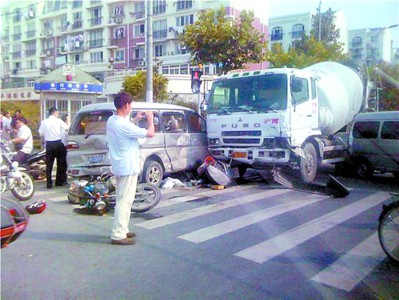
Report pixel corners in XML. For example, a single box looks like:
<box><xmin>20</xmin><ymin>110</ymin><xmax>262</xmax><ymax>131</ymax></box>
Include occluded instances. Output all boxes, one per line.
<box><xmin>318</xmin><ymin>0</ymin><xmax>322</xmax><ymax>41</ymax></box>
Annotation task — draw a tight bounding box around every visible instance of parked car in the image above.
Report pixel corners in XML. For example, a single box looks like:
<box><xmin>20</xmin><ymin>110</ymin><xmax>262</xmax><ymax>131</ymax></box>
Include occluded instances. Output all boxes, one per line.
<box><xmin>348</xmin><ymin>111</ymin><xmax>399</xmax><ymax>178</ymax></box>
<box><xmin>66</xmin><ymin>102</ymin><xmax>209</xmax><ymax>186</ymax></box>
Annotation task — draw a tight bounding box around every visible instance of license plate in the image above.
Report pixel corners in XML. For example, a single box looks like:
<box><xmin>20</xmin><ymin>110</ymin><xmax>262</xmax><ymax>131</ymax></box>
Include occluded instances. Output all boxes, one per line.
<box><xmin>88</xmin><ymin>155</ymin><xmax>103</xmax><ymax>163</ymax></box>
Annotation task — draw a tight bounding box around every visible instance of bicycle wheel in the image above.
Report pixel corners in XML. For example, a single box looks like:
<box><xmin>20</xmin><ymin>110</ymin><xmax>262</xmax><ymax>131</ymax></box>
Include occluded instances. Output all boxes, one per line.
<box><xmin>378</xmin><ymin>201</ymin><xmax>399</xmax><ymax>264</ymax></box>
<box><xmin>131</xmin><ymin>183</ymin><xmax>161</xmax><ymax>213</ymax></box>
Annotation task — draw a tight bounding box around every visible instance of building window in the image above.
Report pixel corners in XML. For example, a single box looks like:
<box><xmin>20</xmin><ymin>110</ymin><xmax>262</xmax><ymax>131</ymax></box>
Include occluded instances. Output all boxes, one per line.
<box><xmin>14</xmin><ymin>9</ymin><xmax>22</xmax><ymax>22</ymax></box>
<box><xmin>72</xmin><ymin>0</ymin><xmax>82</xmax><ymax>9</ymax></box>
<box><xmin>291</xmin><ymin>24</ymin><xmax>304</xmax><ymax>39</ymax></box>
<box><xmin>134</xmin><ymin>47</ymin><xmax>144</xmax><ymax>59</ymax></box>
<box><xmin>176</xmin><ymin>0</ymin><xmax>192</xmax><ymax>10</ymax></box>
<box><xmin>176</xmin><ymin>14</ymin><xmax>194</xmax><ymax>26</ymax></box>
<box><xmin>134</xmin><ymin>24</ymin><xmax>145</xmax><ymax>37</ymax></box>
<box><xmin>271</xmin><ymin>27</ymin><xmax>283</xmax><ymax>41</ymax></box>
<box><xmin>155</xmin><ymin>44</ymin><xmax>166</xmax><ymax>57</ymax></box>
<box><xmin>352</xmin><ymin>36</ymin><xmax>362</xmax><ymax>47</ymax></box>
<box><xmin>153</xmin><ymin>19</ymin><xmax>167</xmax><ymax>39</ymax></box>
<box><xmin>115</xmin><ymin>49</ymin><xmax>125</xmax><ymax>62</ymax></box>
<box><xmin>153</xmin><ymin>0</ymin><xmax>166</xmax><ymax>15</ymax></box>
<box><xmin>114</xmin><ymin>27</ymin><xmax>125</xmax><ymax>39</ymax></box>
<box><xmin>90</xmin><ymin>51</ymin><xmax>103</xmax><ymax>63</ymax></box>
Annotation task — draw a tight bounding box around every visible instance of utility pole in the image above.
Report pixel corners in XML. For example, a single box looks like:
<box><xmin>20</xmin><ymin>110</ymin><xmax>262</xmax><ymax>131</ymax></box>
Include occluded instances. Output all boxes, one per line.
<box><xmin>318</xmin><ymin>0</ymin><xmax>322</xmax><ymax>41</ymax></box>
<box><xmin>146</xmin><ymin>0</ymin><xmax>153</xmax><ymax>103</ymax></box>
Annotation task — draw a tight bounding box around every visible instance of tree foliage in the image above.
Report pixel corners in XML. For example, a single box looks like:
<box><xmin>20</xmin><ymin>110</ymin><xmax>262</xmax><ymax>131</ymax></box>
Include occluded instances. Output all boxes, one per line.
<box><xmin>369</xmin><ymin>62</ymin><xmax>399</xmax><ymax>111</ymax></box>
<box><xmin>310</xmin><ymin>8</ymin><xmax>341</xmax><ymax>44</ymax></box>
<box><xmin>180</xmin><ymin>6</ymin><xmax>267</xmax><ymax>74</ymax></box>
<box><xmin>122</xmin><ymin>66</ymin><xmax>169</xmax><ymax>102</ymax></box>
<box><xmin>267</xmin><ymin>35</ymin><xmax>348</xmax><ymax>68</ymax></box>
<box><xmin>267</xmin><ymin>7</ymin><xmax>347</xmax><ymax>68</ymax></box>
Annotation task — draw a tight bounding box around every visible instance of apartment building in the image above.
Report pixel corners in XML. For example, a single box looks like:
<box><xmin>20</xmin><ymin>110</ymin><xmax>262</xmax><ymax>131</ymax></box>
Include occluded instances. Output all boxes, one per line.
<box><xmin>0</xmin><ymin>0</ymin><xmax>268</xmax><ymax>104</ymax></box>
<box><xmin>268</xmin><ymin>10</ymin><xmax>348</xmax><ymax>54</ymax></box>
<box><xmin>348</xmin><ymin>26</ymin><xmax>397</xmax><ymax>66</ymax></box>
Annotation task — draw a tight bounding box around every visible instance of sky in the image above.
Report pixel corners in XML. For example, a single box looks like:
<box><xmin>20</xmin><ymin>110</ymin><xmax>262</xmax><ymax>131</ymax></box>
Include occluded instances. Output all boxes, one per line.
<box><xmin>267</xmin><ymin>0</ymin><xmax>399</xmax><ymax>48</ymax></box>
<box><xmin>1</xmin><ymin>0</ymin><xmax>398</xmax><ymax>47</ymax></box>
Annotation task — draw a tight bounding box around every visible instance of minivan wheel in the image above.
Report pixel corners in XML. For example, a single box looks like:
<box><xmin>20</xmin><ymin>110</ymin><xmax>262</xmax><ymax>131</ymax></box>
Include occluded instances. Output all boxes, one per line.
<box><xmin>142</xmin><ymin>160</ymin><xmax>163</xmax><ymax>187</ymax></box>
<box><xmin>355</xmin><ymin>159</ymin><xmax>373</xmax><ymax>179</ymax></box>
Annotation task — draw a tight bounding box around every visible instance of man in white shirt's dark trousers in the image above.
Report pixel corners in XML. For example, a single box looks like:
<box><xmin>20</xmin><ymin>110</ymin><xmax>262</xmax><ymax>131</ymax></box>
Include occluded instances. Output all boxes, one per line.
<box><xmin>38</xmin><ymin>107</ymin><xmax>69</xmax><ymax>189</ymax></box>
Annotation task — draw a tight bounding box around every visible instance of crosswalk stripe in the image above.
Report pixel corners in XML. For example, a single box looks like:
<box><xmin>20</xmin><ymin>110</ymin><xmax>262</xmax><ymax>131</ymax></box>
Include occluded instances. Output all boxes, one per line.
<box><xmin>157</xmin><ymin>184</ymin><xmax>254</xmax><ymax>208</ymax></box>
<box><xmin>178</xmin><ymin>194</ymin><xmax>327</xmax><ymax>243</ymax></box>
<box><xmin>311</xmin><ymin>232</ymin><xmax>386</xmax><ymax>292</ymax></box>
<box><xmin>135</xmin><ymin>189</ymin><xmax>291</xmax><ymax>229</ymax></box>
<box><xmin>234</xmin><ymin>191</ymin><xmax>390</xmax><ymax>263</ymax></box>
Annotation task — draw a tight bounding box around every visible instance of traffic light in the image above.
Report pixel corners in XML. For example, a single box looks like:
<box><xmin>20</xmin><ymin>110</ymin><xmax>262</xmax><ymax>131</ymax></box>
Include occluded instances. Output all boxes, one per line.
<box><xmin>191</xmin><ymin>69</ymin><xmax>203</xmax><ymax>94</ymax></box>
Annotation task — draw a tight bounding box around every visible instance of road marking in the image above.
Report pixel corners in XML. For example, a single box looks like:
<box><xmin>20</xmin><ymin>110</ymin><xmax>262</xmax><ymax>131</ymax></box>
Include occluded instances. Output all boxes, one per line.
<box><xmin>135</xmin><ymin>189</ymin><xmax>291</xmax><ymax>229</ymax></box>
<box><xmin>235</xmin><ymin>191</ymin><xmax>391</xmax><ymax>263</ymax></box>
<box><xmin>178</xmin><ymin>194</ymin><xmax>327</xmax><ymax>243</ymax></box>
<box><xmin>311</xmin><ymin>232</ymin><xmax>386</xmax><ymax>292</ymax></box>
<box><xmin>157</xmin><ymin>184</ymin><xmax>254</xmax><ymax>208</ymax></box>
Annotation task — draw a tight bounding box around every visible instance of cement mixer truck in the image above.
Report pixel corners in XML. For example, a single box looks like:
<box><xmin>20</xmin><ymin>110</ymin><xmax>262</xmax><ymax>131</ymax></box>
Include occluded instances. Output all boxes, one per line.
<box><xmin>205</xmin><ymin>61</ymin><xmax>368</xmax><ymax>183</ymax></box>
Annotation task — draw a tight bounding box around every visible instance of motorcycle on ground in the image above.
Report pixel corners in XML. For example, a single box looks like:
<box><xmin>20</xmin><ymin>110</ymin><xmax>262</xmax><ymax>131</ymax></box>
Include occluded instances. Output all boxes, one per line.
<box><xmin>0</xmin><ymin>141</ymin><xmax>35</xmax><ymax>201</ymax></box>
<box><xmin>70</xmin><ymin>171</ymin><xmax>161</xmax><ymax>216</ymax></box>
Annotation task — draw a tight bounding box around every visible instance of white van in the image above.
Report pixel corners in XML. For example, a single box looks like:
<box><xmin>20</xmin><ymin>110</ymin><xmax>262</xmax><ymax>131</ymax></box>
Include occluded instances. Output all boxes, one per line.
<box><xmin>348</xmin><ymin>111</ymin><xmax>399</xmax><ymax>178</ymax></box>
<box><xmin>66</xmin><ymin>102</ymin><xmax>209</xmax><ymax>186</ymax></box>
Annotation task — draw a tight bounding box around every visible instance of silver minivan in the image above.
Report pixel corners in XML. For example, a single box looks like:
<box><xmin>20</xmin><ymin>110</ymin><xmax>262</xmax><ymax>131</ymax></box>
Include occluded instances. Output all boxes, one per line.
<box><xmin>348</xmin><ymin>111</ymin><xmax>399</xmax><ymax>178</ymax></box>
<box><xmin>66</xmin><ymin>102</ymin><xmax>209</xmax><ymax>186</ymax></box>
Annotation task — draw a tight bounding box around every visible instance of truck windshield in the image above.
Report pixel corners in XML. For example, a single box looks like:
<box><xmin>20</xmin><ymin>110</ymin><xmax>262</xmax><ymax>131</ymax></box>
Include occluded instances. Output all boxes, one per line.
<box><xmin>207</xmin><ymin>74</ymin><xmax>288</xmax><ymax>113</ymax></box>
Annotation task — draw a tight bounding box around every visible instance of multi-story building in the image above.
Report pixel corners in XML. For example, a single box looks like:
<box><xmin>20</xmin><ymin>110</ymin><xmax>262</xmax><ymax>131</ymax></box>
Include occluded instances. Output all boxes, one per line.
<box><xmin>348</xmin><ymin>26</ymin><xmax>397</xmax><ymax>66</ymax></box>
<box><xmin>0</xmin><ymin>0</ymin><xmax>268</xmax><ymax>105</ymax></box>
<box><xmin>268</xmin><ymin>10</ymin><xmax>348</xmax><ymax>54</ymax></box>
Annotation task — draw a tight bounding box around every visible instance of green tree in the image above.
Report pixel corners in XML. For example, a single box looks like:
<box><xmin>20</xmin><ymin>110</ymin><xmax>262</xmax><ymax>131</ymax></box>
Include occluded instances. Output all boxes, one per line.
<box><xmin>122</xmin><ymin>66</ymin><xmax>169</xmax><ymax>102</ymax></box>
<box><xmin>180</xmin><ymin>6</ymin><xmax>267</xmax><ymax>75</ymax></box>
<box><xmin>268</xmin><ymin>35</ymin><xmax>347</xmax><ymax>68</ymax></box>
<box><xmin>311</xmin><ymin>8</ymin><xmax>341</xmax><ymax>44</ymax></box>
<box><xmin>369</xmin><ymin>62</ymin><xmax>399</xmax><ymax>111</ymax></box>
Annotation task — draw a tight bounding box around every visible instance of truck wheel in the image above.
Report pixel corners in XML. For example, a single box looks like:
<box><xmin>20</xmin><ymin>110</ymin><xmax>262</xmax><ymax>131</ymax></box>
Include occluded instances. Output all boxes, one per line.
<box><xmin>142</xmin><ymin>160</ymin><xmax>163</xmax><ymax>187</ymax></box>
<box><xmin>354</xmin><ymin>159</ymin><xmax>373</xmax><ymax>179</ymax></box>
<box><xmin>300</xmin><ymin>143</ymin><xmax>318</xmax><ymax>183</ymax></box>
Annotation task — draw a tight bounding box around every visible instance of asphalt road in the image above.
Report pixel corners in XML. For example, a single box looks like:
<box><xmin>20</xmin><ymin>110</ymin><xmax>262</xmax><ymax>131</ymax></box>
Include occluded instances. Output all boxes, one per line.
<box><xmin>1</xmin><ymin>172</ymin><xmax>399</xmax><ymax>299</ymax></box>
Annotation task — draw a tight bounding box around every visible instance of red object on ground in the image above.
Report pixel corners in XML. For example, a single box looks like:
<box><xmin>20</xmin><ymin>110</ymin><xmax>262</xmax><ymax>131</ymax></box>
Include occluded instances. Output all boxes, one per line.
<box><xmin>1</xmin><ymin>199</ymin><xmax>29</xmax><ymax>248</ymax></box>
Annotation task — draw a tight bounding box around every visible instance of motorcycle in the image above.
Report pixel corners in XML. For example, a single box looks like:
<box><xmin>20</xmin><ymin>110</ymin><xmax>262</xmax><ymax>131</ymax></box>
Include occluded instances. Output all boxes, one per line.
<box><xmin>19</xmin><ymin>149</ymin><xmax>46</xmax><ymax>181</ymax></box>
<box><xmin>378</xmin><ymin>192</ymin><xmax>399</xmax><ymax>264</ymax></box>
<box><xmin>0</xmin><ymin>141</ymin><xmax>35</xmax><ymax>201</ymax></box>
<box><xmin>70</xmin><ymin>171</ymin><xmax>161</xmax><ymax>215</ymax></box>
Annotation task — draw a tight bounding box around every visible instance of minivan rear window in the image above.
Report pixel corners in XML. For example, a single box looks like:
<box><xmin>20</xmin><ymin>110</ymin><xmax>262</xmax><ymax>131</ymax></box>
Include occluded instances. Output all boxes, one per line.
<box><xmin>352</xmin><ymin>121</ymin><xmax>379</xmax><ymax>139</ymax></box>
<box><xmin>70</xmin><ymin>110</ymin><xmax>114</xmax><ymax>135</ymax></box>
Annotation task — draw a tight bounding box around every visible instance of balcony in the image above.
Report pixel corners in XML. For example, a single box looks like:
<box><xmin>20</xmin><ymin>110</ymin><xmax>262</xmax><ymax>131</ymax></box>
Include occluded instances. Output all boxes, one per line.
<box><xmin>25</xmin><ymin>49</ymin><xmax>37</xmax><ymax>57</ymax></box>
<box><xmin>88</xmin><ymin>39</ymin><xmax>104</xmax><ymax>48</ymax></box>
<box><xmin>89</xmin><ymin>17</ymin><xmax>103</xmax><ymax>26</ymax></box>
<box><xmin>72</xmin><ymin>20</ymin><xmax>83</xmax><ymax>30</ymax></box>
<box><xmin>270</xmin><ymin>33</ymin><xmax>283</xmax><ymax>41</ymax></box>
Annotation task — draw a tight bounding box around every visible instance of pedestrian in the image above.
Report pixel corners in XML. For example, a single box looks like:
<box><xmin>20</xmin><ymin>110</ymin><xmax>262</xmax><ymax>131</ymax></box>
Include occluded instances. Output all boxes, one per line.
<box><xmin>2</xmin><ymin>111</ymin><xmax>12</xmax><ymax>134</ymax></box>
<box><xmin>38</xmin><ymin>107</ymin><xmax>69</xmax><ymax>189</ymax></box>
<box><xmin>106</xmin><ymin>92</ymin><xmax>154</xmax><ymax>245</ymax></box>
<box><xmin>10</xmin><ymin>110</ymin><xmax>22</xmax><ymax>138</ymax></box>
<box><xmin>10</xmin><ymin>117</ymin><xmax>33</xmax><ymax>164</ymax></box>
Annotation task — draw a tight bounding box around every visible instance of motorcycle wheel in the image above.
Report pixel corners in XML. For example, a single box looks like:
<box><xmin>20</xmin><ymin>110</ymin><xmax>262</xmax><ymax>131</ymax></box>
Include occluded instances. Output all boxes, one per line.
<box><xmin>131</xmin><ymin>183</ymin><xmax>161</xmax><ymax>213</ymax></box>
<box><xmin>11</xmin><ymin>171</ymin><xmax>35</xmax><ymax>201</ymax></box>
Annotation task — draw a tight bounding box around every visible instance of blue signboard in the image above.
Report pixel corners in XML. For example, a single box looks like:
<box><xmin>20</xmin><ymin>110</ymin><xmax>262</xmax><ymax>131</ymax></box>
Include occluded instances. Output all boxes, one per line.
<box><xmin>34</xmin><ymin>82</ymin><xmax>103</xmax><ymax>94</ymax></box>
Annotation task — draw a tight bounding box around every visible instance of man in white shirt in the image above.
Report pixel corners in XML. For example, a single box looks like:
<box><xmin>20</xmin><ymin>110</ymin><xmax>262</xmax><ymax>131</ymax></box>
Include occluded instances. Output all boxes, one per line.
<box><xmin>2</xmin><ymin>111</ymin><xmax>12</xmax><ymax>133</ymax></box>
<box><xmin>38</xmin><ymin>107</ymin><xmax>69</xmax><ymax>189</ymax></box>
<box><xmin>10</xmin><ymin>117</ymin><xmax>33</xmax><ymax>164</ymax></box>
<box><xmin>107</xmin><ymin>92</ymin><xmax>154</xmax><ymax>245</ymax></box>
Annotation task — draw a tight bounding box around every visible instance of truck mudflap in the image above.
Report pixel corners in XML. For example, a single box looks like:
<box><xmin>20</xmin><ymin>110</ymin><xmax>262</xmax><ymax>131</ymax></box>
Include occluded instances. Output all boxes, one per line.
<box><xmin>208</xmin><ymin>147</ymin><xmax>291</xmax><ymax>164</ymax></box>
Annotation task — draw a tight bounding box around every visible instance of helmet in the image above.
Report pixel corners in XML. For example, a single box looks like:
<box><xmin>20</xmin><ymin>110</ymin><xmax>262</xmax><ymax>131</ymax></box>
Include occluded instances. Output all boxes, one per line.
<box><xmin>25</xmin><ymin>200</ymin><xmax>47</xmax><ymax>214</ymax></box>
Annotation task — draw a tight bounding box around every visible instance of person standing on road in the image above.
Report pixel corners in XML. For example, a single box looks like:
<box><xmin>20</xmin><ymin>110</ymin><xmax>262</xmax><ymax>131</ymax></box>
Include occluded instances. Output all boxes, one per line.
<box><xmin>38</xmin><ymin>107</ymin><xmax>69</xmax><ymax>189</ymax></box>
<box><xmin>10</xmin><ymin>117</ymin><xmax>33</xmax><ymax>164</ymax></box>
<box><xmin>107</xmin><ymin>92</ymin><xmax>154</xmax><ymax>246</ymax></box>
